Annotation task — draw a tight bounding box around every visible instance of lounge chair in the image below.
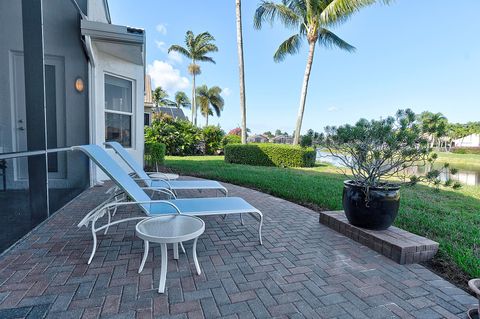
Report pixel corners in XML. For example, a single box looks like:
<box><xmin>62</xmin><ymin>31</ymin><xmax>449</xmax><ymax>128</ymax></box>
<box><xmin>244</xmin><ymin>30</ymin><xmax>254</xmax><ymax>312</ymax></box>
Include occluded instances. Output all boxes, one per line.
<box><xmin>72</xmin><ymin>145</ymin><xmax>263</xmax><ymax>264</ymax></box>
<box><xmin>105</xmin><ymin>142</ymin><xmax>227</xmax><ymax>196</ymax></box>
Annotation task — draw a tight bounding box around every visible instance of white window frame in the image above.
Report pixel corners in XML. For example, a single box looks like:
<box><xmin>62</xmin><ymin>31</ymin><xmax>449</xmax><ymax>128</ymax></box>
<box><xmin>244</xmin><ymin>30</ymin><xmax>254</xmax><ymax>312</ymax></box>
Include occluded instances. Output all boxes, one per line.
<box><xmin>104</xmin><ymin>72</ymin><xmax>135</xmax><ymax>149</ymax></box>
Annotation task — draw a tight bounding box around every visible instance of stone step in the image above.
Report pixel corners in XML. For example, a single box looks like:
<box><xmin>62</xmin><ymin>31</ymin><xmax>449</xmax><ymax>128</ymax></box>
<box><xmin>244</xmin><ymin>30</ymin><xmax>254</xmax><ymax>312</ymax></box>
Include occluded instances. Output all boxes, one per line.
<box><xmin>319</xmin><ymin>211</ymin><xmax>439</xmax><ymax>264</ymax></box>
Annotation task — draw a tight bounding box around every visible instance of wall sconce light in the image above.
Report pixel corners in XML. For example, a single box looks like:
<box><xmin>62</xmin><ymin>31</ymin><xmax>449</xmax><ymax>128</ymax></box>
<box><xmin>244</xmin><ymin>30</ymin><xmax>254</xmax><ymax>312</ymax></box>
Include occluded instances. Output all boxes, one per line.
<box><xmin>75</xmin><ymin>77</ymin><xmax>84</xmax><ymax>93</ymax></box>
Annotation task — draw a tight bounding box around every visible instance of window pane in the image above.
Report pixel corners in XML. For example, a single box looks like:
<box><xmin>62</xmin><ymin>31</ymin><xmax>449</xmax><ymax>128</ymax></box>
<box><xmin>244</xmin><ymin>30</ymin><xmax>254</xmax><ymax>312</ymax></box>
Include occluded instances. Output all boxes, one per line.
<box><xmin>105</xmin><ymin>75</ymin><xmax>132</xmax><ymax>112</ymax></box>
<box><xmin>105</xmin><ymin>113</ymin><xmax>131</xmax><ymax>147</ymax></box>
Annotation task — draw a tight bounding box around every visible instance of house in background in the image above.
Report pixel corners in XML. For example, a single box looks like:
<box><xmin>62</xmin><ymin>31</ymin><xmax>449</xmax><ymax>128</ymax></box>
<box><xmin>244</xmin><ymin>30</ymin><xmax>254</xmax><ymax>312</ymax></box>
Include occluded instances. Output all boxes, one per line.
<box><xmin>247</xmin><ymin>134</ymin><xmax>269</xmax><ymax>143</ymax></box>
<box><xmin>144</xmin><ymin>74</ymin><xmax>155</xmax><ymax>125</ymax></box>
<box><xmin>144</xmin><ymin>75</ymin><xmax>187</xmax><ymax>123</ymax></box>
<box><xmin>453</xmin><ymin>134</ymin><xmax>480</xmax><ymax>148</ymax></box>
<box><xmin>0</xmin><ymin>0</ymin><xmax>145</xmax><ymax>253</ymax></box>
<box><xmin>271</xmin><ymin>134</ymin><xmax>294</xmax><ymax>144</ymax></box>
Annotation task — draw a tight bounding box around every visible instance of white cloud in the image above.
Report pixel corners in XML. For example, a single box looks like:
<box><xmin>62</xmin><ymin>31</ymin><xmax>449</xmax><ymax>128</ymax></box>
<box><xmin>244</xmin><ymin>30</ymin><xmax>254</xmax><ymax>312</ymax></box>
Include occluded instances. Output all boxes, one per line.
<box><xmin>327</xmin><ymin>106</ymin><xmax>339</xmax><ymax>112</ymax></box>
<box><xmin>147</xmin><ymin>60</ymin><xmax>190</xmax><ymax>94</ymax></box>
<box><xmin>222</xmin><ymin>87</ymin><xmax>231</xmax><ymax>97</ymax></box>
<box><xmin>155</xmin><ymin>40</ymin><xmax>166</xmax><ymax>51</ymax></box>
<box><xmin>156</xmin><ymin>23</ymin><xmax>167</xmax><ymax>35</ymax></box>
<box><xmin>167</xmin><ymin>51</ymin><xmax>183</xmax><ymax>64</ymax></box>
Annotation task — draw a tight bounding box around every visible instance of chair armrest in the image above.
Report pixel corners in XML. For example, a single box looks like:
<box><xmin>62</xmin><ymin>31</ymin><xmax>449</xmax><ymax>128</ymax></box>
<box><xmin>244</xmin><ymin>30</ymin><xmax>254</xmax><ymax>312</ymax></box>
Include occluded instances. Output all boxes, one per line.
<box><xmin>102</xmin><ymin>199</ymin><xmax>182</xmax><ymax>215</ymax></box>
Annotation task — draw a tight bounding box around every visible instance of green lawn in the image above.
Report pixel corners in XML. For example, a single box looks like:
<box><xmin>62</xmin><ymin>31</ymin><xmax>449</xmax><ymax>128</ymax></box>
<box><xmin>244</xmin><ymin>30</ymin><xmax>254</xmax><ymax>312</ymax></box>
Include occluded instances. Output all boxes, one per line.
<box><xmin>435</xmin><ymin>152</ymin><xmax>480</xmax><ymax>170</ymax></box>
<box><xmin>166</xmin><ymin>155</ymin><xmax>480</xmax><ymax>281</ymax></box>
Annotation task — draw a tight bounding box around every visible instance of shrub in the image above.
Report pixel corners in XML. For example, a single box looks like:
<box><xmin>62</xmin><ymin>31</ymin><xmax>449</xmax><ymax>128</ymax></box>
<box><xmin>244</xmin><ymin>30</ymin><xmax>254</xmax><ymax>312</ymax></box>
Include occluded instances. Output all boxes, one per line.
<box><xmin>144</xmin><ymin>142</ymin><xmax>166</xmax><ymax>170</ymax></box>
<box><xmin>451</xmin><ymin>147</ymin><xmax>480</xmax><ymax>155</ymax></box>
<box><xmin>202</xmin><ymin>126</ymin><xmax>225</xmax><ymax>155</ymax></box>
<box><xmin>225</xmin><ymin>143</ymin><xmax>316</xmax><ymax>167</ymax></box>
<box><xmin>223</xmin><ymin>134</ymin><xmax>241</xmax><ymax>146</ymax></box>
<box><xmin>145</xmin><ymin>115</ymin><xmax>201</xmax><ymax>156</ymax></box>
<box><xmin>323</xmin><ymin>109</ymin><xmax>460</xmax><ymax>190</ymax></box>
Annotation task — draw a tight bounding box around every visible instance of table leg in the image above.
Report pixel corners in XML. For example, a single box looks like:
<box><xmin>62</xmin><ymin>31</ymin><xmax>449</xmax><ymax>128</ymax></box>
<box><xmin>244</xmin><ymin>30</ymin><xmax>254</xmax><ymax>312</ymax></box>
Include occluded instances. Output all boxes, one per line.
<box><xmin>139</xmin><ymin>240</ymin><xmax>149</xmax><ymax>273</ymax></box>
<box><xmin>180</xmin><ymin>242</ymin><xmax>186</xmax><ymax>254</ymax></box>
<box><xmin>159</xmin><ymin>243</ymin><xmax>168</xmax><ymax>293</ymax></box>
<box><xmin>173</xmin><ymin>242</ymin><xmax>179</xmax><ymax>260</ymax></box>
<box><xmin>192</xmin><ymin>237</ymin><xmax>201</xmax><ymax>275</ymax></box>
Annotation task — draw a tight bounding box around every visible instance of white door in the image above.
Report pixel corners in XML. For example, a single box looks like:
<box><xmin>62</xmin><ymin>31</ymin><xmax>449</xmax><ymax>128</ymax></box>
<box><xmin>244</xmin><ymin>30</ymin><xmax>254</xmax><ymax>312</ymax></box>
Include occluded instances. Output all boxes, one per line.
<box><xmin>10</xmin><ymin>53</ymin><xmax>66</xmax><ymax>187</ymax></box>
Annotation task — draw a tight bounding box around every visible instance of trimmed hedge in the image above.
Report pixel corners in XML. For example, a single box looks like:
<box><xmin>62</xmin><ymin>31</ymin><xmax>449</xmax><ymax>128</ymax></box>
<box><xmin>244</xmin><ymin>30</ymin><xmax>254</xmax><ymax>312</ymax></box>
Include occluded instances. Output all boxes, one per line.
<box><xmin>451</xmin><ymin>147</ymin><xmax>480</xmax><ymax>155</ymax></box>
<box><xmin>145</xmin><ymin>142</ymin><xmax>166</xmax><ymax>169</ymax></box>
<box><xmin>224</xmin><ymin>143</ymin><xmax>316</xmax><ymax>167</ymax></box>
<box><xmin>222</xmin><ymin>134</ymin><xmax>241</xmax><ymax>146</ymax></box>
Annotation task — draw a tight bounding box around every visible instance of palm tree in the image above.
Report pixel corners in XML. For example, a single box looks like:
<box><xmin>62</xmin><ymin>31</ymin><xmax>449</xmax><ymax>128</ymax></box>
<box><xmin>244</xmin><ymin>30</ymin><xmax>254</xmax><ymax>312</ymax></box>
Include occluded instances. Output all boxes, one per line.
<box><xmin>254</xmin><ymin>0</ymin><xmax>391</xmax><ymax>145</ymax></box>
<box><xmin>236</xmin><ymin>0</ymin><xmax>248</xmax><ymax>144</ymax></box>
<box><xmin>196</xmin><ymin>85</ymin><xmax>224</xmax><ymax>126</ymax></box>
<box><xmin>419</xmin><ymin>111</ymin><xmax>448</xmax><ymax>148</ymax></box>
<box><xmin>173</xmin><ymin>91</ymin><xmax>191</xmax><ymax>109</ymax></box>
<box><xmin>168</xmin><ymin>31</ymin><xmax>218</xmax><ymax>126</ymax></box>
<box><xmin>152</xmin><ymin>87</ymin><xmax>172</xmax><ymax>108</ymax></box>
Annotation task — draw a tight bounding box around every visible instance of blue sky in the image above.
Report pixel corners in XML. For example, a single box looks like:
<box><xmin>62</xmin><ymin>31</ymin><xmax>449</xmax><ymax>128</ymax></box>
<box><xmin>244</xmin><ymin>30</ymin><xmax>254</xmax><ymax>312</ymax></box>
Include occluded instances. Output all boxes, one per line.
<box><xmin>109</xmin><ymin>0</ymin><xmax>480</xmax><ymax>135</ymax></box>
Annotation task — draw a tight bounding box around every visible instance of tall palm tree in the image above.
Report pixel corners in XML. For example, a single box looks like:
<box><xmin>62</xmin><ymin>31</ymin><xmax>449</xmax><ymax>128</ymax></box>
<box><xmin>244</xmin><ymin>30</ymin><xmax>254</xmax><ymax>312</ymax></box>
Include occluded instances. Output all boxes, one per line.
<box><xmin>196</xmin><ymin>85</ymin><xmax>224</xmax><ymax>126</ymax></box>
<box><xmin>236</xmin><ymin>0</ymin><xmax>248</xmax><ymax>144</ymax></box>
<box><xmin>173</xmin><ymin>91</ymin><xmax>191</xmax><ymax>109</ymax></box>
<box><xmin>168</xmin><ymin>31</ymin><xmax>218</xmax><ymax>126</ymax></box>
<box><xmin>254</xmin><ymin>0</ymin><xmax>391</xmax><ymax>145</ymax></box>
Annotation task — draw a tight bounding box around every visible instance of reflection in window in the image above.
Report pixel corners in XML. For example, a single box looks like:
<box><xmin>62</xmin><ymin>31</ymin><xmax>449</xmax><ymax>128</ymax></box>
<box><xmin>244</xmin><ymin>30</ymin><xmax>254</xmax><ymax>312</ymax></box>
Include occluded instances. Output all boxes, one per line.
<box><xmin>105</xmin><ymin>113</ymin><xmax>132</xmax><ymax>147</ymax></box>
<box><xmin>105</xmin><ymin>74</ymin><xmax>133</xmax><ymax>147</ymax></box>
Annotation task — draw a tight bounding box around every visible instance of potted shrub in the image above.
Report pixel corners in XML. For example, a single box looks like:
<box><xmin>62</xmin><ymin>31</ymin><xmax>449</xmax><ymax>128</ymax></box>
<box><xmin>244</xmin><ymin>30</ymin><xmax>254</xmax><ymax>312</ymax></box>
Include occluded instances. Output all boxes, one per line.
<box><xmin>323</xmin><ymin>109</ymin><xmax>460</xmax><ymax>230</ymax></box>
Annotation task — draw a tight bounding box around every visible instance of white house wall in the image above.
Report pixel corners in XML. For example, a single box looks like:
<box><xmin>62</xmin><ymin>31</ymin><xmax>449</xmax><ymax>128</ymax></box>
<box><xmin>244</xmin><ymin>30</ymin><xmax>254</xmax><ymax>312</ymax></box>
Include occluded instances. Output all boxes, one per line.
<box><xmin>91</xmin><ymin>47</ymin><xmax>145</xmax><ymax>182</ymax></box>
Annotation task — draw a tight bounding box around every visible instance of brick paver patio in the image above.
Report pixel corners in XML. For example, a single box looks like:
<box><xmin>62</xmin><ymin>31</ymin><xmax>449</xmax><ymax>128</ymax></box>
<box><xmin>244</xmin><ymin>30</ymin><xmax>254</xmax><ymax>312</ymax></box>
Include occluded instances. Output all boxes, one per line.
<box><xmin>0</xmin><ymin>178</ymin><xmax>476</xmax><ymax>318</ymax></box>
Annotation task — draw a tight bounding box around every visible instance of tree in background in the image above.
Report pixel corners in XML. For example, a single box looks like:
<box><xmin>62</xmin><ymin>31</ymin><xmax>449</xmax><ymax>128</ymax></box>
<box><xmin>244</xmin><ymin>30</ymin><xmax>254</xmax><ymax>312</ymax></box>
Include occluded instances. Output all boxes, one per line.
<box><xmin>254</xmin><ymin>0</ymin><xmax>390</xmax><ymax>145</ymax></box>
<box><xmin>418</xmin><ymin>111</ymin><xmax>448</xmax><ymax>148</ymax></box>
<box><xmin>152</xmin><ymin>87</ymin><xmax>174</xmax><ymax>109</ymax></box>
<box><xmin>236</xmin><ymin>0</ymin><xmax>248</xmax><ymax>144</ymax></box>
<box><xmin>263</xmin><ymin>131</ymin><xmax>274</xmax><ymax>138</ymax></box>
<box><xmin>168</xmin><ymin>31</ymin><xmax>218</xmax><ymax>126</ymax></box>
<box><xmin>300</xmin><ymin>129</ymin><xmax>323</xmax><ymax>147</ymax></box>
<box><xmin>196</xmin><ymin>85</ymin><xmax>225</xmax><ymax>126</ymax></box>
<box><xmin>173</xmin><ymin>91</ymin><xmax>191</xmax><ymax>109</ymax></box>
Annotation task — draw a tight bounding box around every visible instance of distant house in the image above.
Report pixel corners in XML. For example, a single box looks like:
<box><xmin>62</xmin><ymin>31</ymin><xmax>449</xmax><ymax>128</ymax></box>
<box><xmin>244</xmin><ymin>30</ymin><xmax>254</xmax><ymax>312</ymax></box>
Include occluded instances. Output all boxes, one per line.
<box><xmin>144</xmin><ymin>75</ymin><xmax>155</xmax><ymax>125</ymax></box>
<box><xmin>156</xmin><ymin>107</ymin><xmax>187</xmax><ymax>121</ymax></box>
<box><xmin>270</xmin><ymin>134</ymin><xmax>293</xmax><ymax>144</ymax></box>
<box><xmin>144</xmin><ymin>75</ymin><xmax>187</xmax><ymax>124</ymax></box>
<box><xmin>247</xmin><ymin>134</ymin><xmax>269</xmax><ymax>143</ymax></box>
<box><xmin>453</xmin><ymin>134</ymin><xmax>480</xmax><ymax>148</ymax></box>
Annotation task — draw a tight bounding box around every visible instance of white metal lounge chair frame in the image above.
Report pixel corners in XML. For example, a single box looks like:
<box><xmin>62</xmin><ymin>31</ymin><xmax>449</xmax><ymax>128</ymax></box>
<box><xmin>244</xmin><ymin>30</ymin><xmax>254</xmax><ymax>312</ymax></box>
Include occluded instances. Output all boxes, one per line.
<box><xmin>72</xmin><ymin>145</ymin><xmax>263</xmax><ymax>265</ymax></box>
<box><xmin>105</xmin><ymin>141</ymin><xmax>228</xmax><ymax>196</ymax></box>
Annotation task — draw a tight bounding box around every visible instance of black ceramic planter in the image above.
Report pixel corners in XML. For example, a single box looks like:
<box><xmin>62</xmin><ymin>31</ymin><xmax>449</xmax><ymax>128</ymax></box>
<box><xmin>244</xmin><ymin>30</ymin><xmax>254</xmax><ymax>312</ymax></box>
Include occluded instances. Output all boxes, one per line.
<box><xmin>342</xmin><ymin>180</ymin><xmax>400</xmax><ymax>230</ymax></box>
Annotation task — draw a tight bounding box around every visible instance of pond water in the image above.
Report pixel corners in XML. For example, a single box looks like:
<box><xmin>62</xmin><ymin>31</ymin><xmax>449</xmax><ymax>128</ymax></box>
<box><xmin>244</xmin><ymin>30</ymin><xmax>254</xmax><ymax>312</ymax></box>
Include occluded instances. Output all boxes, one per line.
<box><xmin>316</xmin><ymin>150</ymin><xmax>480</xmax><ymax>187</ymax></box>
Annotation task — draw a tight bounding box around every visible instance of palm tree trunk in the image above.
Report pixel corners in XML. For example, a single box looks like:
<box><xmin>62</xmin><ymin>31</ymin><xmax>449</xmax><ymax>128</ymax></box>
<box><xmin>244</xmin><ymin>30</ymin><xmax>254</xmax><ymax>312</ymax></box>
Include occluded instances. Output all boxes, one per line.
<box><xmin>293</xmin><ymin>40</ymin><xmax>316</xmax><ymax>145</ymax></box>
<box><xmin>206</xmin><ymin>114</ymin><xmax>209</xmax><ymax>127</ymax></box>
<box><xmin>191</xmin><ymin>73</ymin><xmax>196</xmax><ymax>125</ymax></box>
<box><xmin>236</xmin><ymin>0</ymin><xmax>247</xmax><ymax>144</ymax></box>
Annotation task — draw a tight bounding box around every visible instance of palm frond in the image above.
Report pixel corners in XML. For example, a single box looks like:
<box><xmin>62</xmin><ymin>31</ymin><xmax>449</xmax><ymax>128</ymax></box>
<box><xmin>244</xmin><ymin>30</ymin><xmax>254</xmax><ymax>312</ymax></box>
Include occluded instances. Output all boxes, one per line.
<box><xmin>196</xmin><ymin>56</ymin><xmax>216</xmax><ymax>64</ymax></box>
<box><xmin>185</xmin><ymin>31</ymin><xmax>195</xmax><ymax>49</ymax></box>
<box><xmin>317</xmin><ymin>28</ymin><xmax>355</xmax><ymax>52</ymax></box>
<box><xmin>254</xmin><ymin>1</ymin><xmax>301</xmax><ymax>30</ymax></box>
<box><xmin>320</xmin><ymin>0</ymin><xmax>393</xmax><ymax>26</ymax></box>
<box><xmin>197</xmin><ymin>43</ymin><xmax>219</xmax><ymax>56</ymax></box>
<box><xmin>167</xmin><ymin>45</ymin><xmax>191</xmax><ymax>58</ymax></box>
<box><xmin>273</xmin><ymin>34</ymin><xmax>302</xmax><ymax>62</ymax></box>
<box><xmin>284</xmin><ymin>0</ymin><xmax>307</xmax><ymax>19</ymax></box>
